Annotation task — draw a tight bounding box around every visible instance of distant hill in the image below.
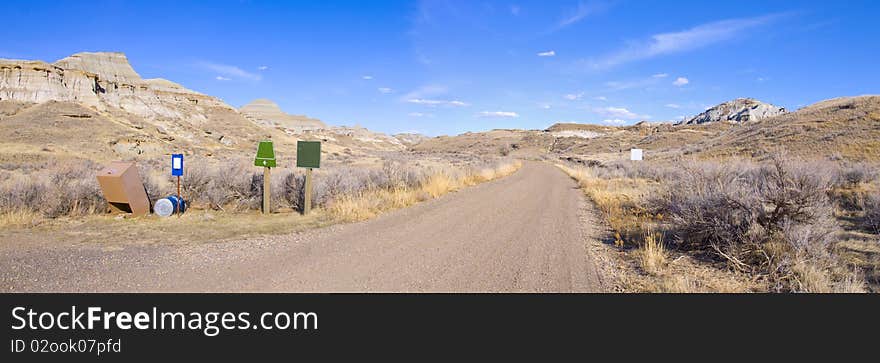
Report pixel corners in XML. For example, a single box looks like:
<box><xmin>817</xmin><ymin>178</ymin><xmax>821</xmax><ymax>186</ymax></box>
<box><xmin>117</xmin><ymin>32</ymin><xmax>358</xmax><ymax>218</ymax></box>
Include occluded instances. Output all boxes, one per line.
<box><xmin>239</xmin><ymin>99</ymin><xmax>326</xmax><ymax>133</ymax></box>
<box><xmin>689</xmin><ymin>95</ymin><xmax>880</xmax><ymax>160</ymax></box>
<box><xmin>414</xmin><ymin>96</ymin><xmax>880</xmax><ymax>162</ymax></box>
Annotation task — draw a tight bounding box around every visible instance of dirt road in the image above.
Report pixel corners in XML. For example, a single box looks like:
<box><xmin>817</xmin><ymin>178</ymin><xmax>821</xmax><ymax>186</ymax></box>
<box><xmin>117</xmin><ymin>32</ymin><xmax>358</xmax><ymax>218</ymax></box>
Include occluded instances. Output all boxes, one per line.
<box><xmin>1</xmin><ymin>161</ymin><xmax>603</xmax><ymax>292</ymax></box>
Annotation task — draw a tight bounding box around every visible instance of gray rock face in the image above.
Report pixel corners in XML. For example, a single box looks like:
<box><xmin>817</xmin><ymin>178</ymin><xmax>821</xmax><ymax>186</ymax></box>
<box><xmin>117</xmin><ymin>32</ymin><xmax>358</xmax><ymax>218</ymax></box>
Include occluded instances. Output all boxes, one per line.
<box><xmin>239</xmin><ymin>98</ymin><xmax>326</xmax><ymax>133</ymax></box>
<box><xmin>679</xmin><ymin>98</ymin><xmax>786</xmax><ymax>125</ymax></box>
<box><xmin>0</xmin><ymin>52</ymin><xmax>233</xmax><ymax>125</ymax></box>
<box><xmin>393</xmin><ymin>132</ymin><xmax>430</xmax><ymax>145</ymax></box>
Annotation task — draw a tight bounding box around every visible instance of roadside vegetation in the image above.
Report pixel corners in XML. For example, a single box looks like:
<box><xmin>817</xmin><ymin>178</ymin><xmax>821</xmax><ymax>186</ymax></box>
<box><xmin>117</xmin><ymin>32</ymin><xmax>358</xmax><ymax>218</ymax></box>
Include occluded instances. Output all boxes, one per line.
<box><xmin>559</xmin><ymin>156</ymin><xmax>879</xmax><ymax>293</ymax></box>
<box><xmin>0</xmin><ymin>157</ymin><xmax>522</xmax><ymax>234</ymax></box>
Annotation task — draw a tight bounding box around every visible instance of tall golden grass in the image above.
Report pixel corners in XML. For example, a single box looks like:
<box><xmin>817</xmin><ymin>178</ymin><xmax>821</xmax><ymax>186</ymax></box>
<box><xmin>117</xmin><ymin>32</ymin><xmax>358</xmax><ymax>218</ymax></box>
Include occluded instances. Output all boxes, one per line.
<box><xmin>328</xmin><ymin>160</ymin><xmax>522</xmax><ymax>222</ymax></box>
<box><xmin>639</xmin><ymin>231</ymin><xmax>666</xmax><ymax>276</ymax></box>
<box><xmin>555</xmin><ymin>164</ymin><xmax>654</xmax><ymax>247</ymax></box>
<box><xmin>0</xmin><ymin>209</ymin><xmax>43</xmax><ymax>228</ymax></box>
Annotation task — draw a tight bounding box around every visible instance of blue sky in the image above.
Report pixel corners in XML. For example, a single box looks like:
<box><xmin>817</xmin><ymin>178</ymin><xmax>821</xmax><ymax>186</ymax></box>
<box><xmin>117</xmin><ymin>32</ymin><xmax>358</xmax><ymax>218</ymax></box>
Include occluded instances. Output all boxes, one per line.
<box><xmin>2</xmin><ymin>0</ymin><xmax>878</xmax><ymax>135</ymax></box>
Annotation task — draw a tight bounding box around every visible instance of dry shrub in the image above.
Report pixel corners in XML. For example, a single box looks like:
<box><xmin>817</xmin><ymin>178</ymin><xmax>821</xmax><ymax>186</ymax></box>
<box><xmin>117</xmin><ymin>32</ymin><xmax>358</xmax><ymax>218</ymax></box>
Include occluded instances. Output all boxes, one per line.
<box><xmin>41</xmin><ymin>164</ymin><xmax>105</xmax><ymax>217</ymax></box>
<box><xmin>863</xmin><ymin>192</ymin><xmax>880</xmax><ymax>233</ymax></box>
<box><xmin>560</xmin><ymin>157</ymin><xmax>865</xmax><ymax>292</ymax></box>
<box><xmin>651</xmin><ymin>156</ymin><xmax>856</xmax><ymax>291</ymax></box>
<box><xmin>183</xmin><ymin>161</ymin><xmax>261</xmax><ymax>211</ymax></box>
<box><xmin>0</xmin><ymin>160</ymin><xmax>105</xmax><ymax>219</ymax></box>
<box><xmin>836</xmin><ymin>162</ymin><xmax>877</xmax><ymax>187</ymax></box>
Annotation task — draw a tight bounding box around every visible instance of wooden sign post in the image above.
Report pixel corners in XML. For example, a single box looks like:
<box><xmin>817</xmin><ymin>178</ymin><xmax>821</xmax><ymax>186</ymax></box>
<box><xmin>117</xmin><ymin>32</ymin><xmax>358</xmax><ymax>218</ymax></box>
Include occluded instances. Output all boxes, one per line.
<box><xmin>254</xmin><ymin>140</ymin><xmax>277</xmax><ymax>214</ymax></box>
<box><xmin>296</xmin><ymin>141</ymin><xmax>321</xmax><ymax>214</ymax></box>
<box><xmin>304</xmin><ymin>168</ymin><xmax>313</xmax><ymax>214</ymax></box>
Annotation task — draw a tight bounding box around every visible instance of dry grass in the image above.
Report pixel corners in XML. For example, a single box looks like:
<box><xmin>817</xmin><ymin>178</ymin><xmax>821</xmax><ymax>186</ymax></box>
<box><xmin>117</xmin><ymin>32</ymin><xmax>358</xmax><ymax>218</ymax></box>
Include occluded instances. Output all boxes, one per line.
<box><xmin>327</xmin><ymin>187</ymin><xmax>426</xmax><ymax>222</ymax></box>
<box><xmin>558</xmin><ymin>158</ymin><xmax>872</xmax><ymax>293</ymax></box>
<box><xmin>638</xmin><ymin>231</ymin><xmax>666</xmax><ymax>275</ymax></box>
<box><xmin>0</xmin><ymin>209</ymin><xmax>43</xmax><ymax>228</ymax></box>
<box><xmin>423</xmin><ymin>174</ymin><xmax>455</xmax><ymax>198</ymax></box>
<box><xmin>556</xmin><ymin>164</ymin><xmax>656</xmax><ymax>246</ymax></box>
<box><xmin>327</xmin><ymin>160</ymin><xmax>522</xmax><ymax>222</ymax></box>
<box><xmin>0</xmin><ymin>209</ymin><xmax>332</xmax><ymax>249</ymax></box>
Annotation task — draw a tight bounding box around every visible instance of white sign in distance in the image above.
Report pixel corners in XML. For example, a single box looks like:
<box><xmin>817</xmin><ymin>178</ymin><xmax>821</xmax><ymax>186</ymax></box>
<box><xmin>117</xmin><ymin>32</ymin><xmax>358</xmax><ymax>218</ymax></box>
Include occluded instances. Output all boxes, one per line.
<box><xmin>172</xmin><ymin>158</ymin><xmax>182</xmax><ymax>170</ymax></box>
<box><xmin>630</xmin><ymin>149</ymin><xmax>643</xmax><ymax>161</ymax></box>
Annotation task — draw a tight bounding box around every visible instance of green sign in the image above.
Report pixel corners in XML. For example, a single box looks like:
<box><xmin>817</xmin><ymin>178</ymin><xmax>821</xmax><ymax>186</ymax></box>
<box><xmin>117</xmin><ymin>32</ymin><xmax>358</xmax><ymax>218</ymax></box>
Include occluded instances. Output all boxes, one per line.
<box><xmin>254</xmin><ymin>140</ymin><xmax>276</xmax><ymax>167</ymax></box>
<box><xmin>296</xmin><ymin>141</ymin><xmax>321</xmax><ymax>168</ymax></box>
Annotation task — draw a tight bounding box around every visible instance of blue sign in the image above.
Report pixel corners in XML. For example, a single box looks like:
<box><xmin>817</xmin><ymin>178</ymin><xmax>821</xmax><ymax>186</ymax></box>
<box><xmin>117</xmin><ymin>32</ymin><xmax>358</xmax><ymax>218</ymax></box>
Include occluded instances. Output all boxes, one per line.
<box><xmin>171</xmin><ymin>154</ymin><xmax>184</xmax><ymax>176</ymax></box>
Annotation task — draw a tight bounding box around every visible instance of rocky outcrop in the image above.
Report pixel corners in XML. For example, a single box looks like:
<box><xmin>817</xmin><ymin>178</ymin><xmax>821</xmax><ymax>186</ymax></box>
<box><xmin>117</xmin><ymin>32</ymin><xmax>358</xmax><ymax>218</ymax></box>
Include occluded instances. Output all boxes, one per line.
<box><xmin>679</xmin><ymin>98</ymin><xmax>786</xmax><ymax>125</ymax></box>
<box><xmin>0</xmin><ymin>52</ymin><xmax>233</xmax><ymax>125</ymax></box>
<box><xmin>393</xmin><ymin>132</ymin><xmax>429</xmax><ymax>145</ymax></box>
<box><xmin>328</xmin><ymin>126</ymin><xmax>403</xmax><ymax>147</ymax></box>
<box><xmin>239</xmin><ymin>98</ymin><xmax>326</xmax><ymax>133</ymax></box>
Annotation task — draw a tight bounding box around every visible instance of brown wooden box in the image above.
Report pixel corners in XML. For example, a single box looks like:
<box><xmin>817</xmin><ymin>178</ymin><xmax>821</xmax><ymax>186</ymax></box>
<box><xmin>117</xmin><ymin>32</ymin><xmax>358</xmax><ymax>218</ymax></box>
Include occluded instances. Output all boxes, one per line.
<box><xmin>96</xmin><ymin>162</ymin><xmax>151</xmax><ymax>217</ymax></box>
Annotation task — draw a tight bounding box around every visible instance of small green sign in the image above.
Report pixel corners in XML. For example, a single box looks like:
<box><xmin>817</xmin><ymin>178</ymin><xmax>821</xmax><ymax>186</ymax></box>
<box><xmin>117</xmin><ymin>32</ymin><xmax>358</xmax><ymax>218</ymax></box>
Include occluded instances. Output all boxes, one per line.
<box><xmin>254</xmin><ymin>140</ymin><xmax>276</xmax><ymax>167</ymax></box>
<box><xmin>296</xmin><ymin>141</ymin><xmax>321</xmax><ymax>168</ymax></box>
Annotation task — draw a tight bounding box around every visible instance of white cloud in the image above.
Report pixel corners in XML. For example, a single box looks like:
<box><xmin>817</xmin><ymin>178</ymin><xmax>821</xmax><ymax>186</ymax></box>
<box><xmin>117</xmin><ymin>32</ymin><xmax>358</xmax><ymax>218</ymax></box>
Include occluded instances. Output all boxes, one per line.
<box><xmin>362</xmin><ymin>75</ymin><xmax>373</xmax><ymax>80</ymax></box>
<box><xmin>652</xmin><ymin>73</ymin><xmax>669</xmax><ymax>78</ymax></box>
<box><xmin>564</xmin><ymin>92</ymin><xmax>584</xmax><ymax>101</ymax></box>
<box><xmin>407</xmin><ymin>98</ymin><xmax>469</xmax><ymax>107</ymax></box>
<box><xmin>257</xmin><ymin>66</ymin><xmax>269</xmax><ymax>71</ymax></box>
<box><xmin>199</xmin><ymin>61</ymin><xmax>262</xmax><ymax>81</ymax></box>
<box><xmin>408</xmin><ymin>112</ymin><xmax>433</xmax><ymax>117</ymax></box>
<box><xmin>537</xmin><ymin>50</ymin><xmax>556</xmax><ymax>57</ymax></box>
<box><xmin>215</xmin><ymin>76</ymin><xmax>231</xmax><ymax>81</ymax></box>
<box><xmin>539</xmin><ymin>103</ymin><xmax>552</xmax><ymax>109</ymax></box>
<box><xmin>594</xmin><ymin>96</ymin><xmax>608</xmax><ymax>101</ymax></box>
<box><xmin>602</xmin><ymin>119</ymin><xmax>626</xmax><ymax>125</ymax></box>
<box><xmin>555</xmin><ymin>1</ymin><xmax>607</xmax><ymax>31</ymax></box>
<box><xmin>402</xmin><ymin>85</ymin><xmax>448</xmax><ymax>101</ymax></box>
<box><xmin>478</xmin><ymin>111</ymin><xmax>520</xmax><ymax>118</ymax></box>
<box><xmin>378</xmin><ymin>87</ymin><xmax>393</xmax><ymax>94</ymax></box>
<box><xmin>595</xmin><ymin>106</ymin><xmax>649</xmax><ymax>120</ymax></box>
<box><xmin>586</xmin><ymin>14</ymin><xmax>783</xmax><ymax>69</ymax></box>
<box><xmin>665</xmin><ymin>103</ymin><xmax>681</xmax><ymax>109</ymax></box>
<box><xmin>673</xmin><ymin>77</ymin><xmax>690</xmax><ymax>86</ymax></box>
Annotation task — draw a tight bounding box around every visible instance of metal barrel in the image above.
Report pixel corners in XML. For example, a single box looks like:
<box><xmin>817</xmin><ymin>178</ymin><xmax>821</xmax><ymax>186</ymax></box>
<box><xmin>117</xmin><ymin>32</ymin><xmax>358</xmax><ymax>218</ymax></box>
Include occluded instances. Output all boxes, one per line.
<box><xmin>154</xmin><ymin>195</ymin><xmax>186</xmax><ymax>217</ymax></box>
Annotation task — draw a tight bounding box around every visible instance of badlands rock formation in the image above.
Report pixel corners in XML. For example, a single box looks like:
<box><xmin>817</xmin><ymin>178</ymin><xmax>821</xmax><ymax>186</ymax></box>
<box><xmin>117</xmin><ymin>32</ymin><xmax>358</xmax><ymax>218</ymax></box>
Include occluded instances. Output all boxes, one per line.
<box><xmin>0</xmin><ymin>52</ymin><xmax>233</xmax><ymax>126</ymax></box>
<box><xmin>0</xmin><ymin>51</ymin><xmax>417</xmax><ymax>160</ymax></box>
<box><xmin>393</xmin><ymin>133</ymin><xmax>430</xmax><ymax>145</ymax></box>
<box><xmin>679</xmin><ymin>98</ymin><xmax>786</xmax><ymax>125</ymax></box>
<box><xmin>239</xmin><ymin>98</ymin><xmax>326</xmax><ymax>132</ymax></box>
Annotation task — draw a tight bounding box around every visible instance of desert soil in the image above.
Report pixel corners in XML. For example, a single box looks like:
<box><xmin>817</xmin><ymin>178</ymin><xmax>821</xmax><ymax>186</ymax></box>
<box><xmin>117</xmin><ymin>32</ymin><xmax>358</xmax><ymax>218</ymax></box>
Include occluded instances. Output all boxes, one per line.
<box><xmin>0</xmin><ymin>162</ymin><xmax>604</xmax><ymax>292</ymax></box>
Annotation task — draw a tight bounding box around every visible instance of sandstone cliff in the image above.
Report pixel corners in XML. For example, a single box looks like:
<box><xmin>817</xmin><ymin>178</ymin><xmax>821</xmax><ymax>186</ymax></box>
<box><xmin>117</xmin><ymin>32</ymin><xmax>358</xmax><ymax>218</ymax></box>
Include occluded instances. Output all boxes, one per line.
<box><xmin>0</xmin><ymin>52</ymin><xmax>233</xmax><ymax>126</ymax></box>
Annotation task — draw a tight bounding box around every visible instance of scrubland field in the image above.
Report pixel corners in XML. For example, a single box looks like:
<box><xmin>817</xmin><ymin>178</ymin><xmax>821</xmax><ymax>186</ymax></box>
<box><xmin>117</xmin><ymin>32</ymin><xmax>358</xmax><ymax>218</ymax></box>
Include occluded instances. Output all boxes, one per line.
<box><xmin>559</xmin><ymin>156</ymin><xmax>880</xmax><ymax>292</ymax></box>
<box><xmin>0</xmin><ymin>154</ymin><xmax>521</xmax><ymax>246</ymax></box>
